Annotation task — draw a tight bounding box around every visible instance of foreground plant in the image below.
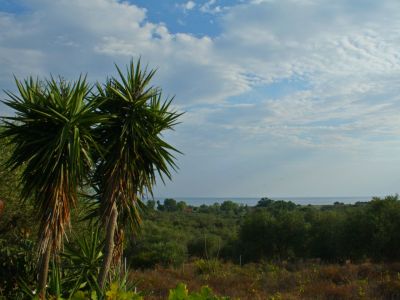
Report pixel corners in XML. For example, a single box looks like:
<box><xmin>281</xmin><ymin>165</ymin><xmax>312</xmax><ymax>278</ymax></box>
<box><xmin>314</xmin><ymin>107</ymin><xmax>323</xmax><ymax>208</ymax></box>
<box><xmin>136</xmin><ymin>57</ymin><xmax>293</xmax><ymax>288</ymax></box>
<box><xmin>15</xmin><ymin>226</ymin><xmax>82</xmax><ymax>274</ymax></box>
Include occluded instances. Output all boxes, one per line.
<box><xmin>168</xmin><ymin>283</ymin><xmax>230</xmax><ymax>300</ymax></box>
<box><xmin>62</xmin><ymin>226</ymin><xmax>104</xmax><ymax>296</ymax></box>
<box><xmin>1</xmin><ymin>76</ymin><xmax>103</xmax><ymax>298</ymax></box>
<box><xmin>94</xmin><ymin>60</ymin><xmax>181</xmax><ymax>288</ymax></box>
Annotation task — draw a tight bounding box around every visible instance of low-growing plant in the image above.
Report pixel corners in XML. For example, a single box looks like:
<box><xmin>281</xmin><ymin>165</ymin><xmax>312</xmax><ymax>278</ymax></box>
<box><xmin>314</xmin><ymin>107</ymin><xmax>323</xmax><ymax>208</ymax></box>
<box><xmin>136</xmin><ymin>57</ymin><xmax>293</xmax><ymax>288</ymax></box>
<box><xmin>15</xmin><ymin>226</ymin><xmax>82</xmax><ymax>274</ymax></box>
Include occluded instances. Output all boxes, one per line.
<box><xmin>194</xmin><ymin>259</ymin><xmax>221</xmax><ymax>276</ymax></box>
<box><xmin>0</xmin><ymin>237</ymin><xmax>36</xmax><ymax>299</ymax></box>
<box><xmin>105</xmin><ymin>282</ymin><xmax>143</xmax><ymax>300</ymax></box>
<box><xmin>168</xmin><ymin>283</ymin><xmax>229</xmax><ymax>300</ymax></box>
<box><xmin>62</xmin><ymin>226</ymin><xmax>104</xmax><ymax>296</ymax></box>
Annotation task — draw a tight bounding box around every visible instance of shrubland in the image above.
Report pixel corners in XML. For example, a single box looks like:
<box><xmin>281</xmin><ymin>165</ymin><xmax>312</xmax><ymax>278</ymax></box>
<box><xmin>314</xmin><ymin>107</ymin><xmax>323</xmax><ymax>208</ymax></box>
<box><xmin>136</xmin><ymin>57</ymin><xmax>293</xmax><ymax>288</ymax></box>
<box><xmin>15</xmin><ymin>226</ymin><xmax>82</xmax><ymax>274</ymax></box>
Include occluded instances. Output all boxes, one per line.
<box><xmin>127</xmin><ymin>195</ymin><xmax>400</xmax><ymax>266</ymax></box>
<box><xmin>2</xmin><ymin>62</ymin><xmax>400</xmax><ymax>299</ymax></box>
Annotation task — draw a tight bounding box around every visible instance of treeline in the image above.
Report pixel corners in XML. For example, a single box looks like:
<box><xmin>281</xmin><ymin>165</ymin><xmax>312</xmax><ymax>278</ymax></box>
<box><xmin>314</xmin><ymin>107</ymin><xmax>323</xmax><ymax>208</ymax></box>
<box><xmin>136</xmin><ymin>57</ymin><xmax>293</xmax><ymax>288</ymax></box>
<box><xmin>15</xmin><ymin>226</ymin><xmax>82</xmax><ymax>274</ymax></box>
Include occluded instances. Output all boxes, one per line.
<box><xmin>126</xmin><ymin>195</ymin><xmax>400</xmax><ymax>267</ymax></box>
<box><xmin>239</xmin><ymin>196</ymin><xmax>400</xmax><ymax>262</ymax></box>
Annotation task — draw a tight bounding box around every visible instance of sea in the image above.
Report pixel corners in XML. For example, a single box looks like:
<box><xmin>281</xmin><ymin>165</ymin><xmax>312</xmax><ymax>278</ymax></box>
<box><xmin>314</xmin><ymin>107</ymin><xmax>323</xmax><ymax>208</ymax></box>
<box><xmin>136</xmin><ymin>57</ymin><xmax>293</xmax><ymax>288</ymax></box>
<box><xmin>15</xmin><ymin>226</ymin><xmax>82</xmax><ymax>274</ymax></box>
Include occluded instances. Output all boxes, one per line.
<box><xmin>152</xmin><ymin>196</ymin><xmax>378</xmax><ymax>207</ymax></box>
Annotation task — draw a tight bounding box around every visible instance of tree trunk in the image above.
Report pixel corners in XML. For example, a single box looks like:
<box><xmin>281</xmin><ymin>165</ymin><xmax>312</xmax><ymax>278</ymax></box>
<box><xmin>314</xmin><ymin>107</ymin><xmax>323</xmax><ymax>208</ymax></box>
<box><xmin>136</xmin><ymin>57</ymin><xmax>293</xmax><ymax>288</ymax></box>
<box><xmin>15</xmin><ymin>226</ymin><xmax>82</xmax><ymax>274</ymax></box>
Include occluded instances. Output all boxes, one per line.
<box><xmin>38</xmin><ymin>245</ymin><xmax>52</xmax><ymax>299</ymax></box>
<box><xmin>98</xmin><ymin>202</ymin><xmax>118</xmax><ymax>289</ymax></box>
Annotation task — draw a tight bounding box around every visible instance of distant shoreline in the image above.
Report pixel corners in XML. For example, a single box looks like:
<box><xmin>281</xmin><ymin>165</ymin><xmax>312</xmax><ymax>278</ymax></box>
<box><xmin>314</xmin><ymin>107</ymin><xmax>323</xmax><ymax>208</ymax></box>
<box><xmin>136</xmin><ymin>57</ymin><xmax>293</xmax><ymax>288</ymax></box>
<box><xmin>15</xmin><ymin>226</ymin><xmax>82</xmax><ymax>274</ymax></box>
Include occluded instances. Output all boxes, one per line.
<box><xmin>151</xmin><ymin>196</ymin><xmax>377</xmax><ymax>206</ymax></box>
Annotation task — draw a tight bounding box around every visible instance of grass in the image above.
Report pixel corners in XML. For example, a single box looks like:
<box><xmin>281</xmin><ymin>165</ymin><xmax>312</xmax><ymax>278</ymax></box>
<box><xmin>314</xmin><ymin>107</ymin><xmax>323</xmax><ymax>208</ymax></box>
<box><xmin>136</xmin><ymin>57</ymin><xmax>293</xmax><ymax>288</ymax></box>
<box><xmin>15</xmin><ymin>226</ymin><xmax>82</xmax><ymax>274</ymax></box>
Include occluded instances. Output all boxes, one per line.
<box><xmin>130</xmin><ymin>260</ymin><xmax>400</xmax><ymax>299</ymax></box>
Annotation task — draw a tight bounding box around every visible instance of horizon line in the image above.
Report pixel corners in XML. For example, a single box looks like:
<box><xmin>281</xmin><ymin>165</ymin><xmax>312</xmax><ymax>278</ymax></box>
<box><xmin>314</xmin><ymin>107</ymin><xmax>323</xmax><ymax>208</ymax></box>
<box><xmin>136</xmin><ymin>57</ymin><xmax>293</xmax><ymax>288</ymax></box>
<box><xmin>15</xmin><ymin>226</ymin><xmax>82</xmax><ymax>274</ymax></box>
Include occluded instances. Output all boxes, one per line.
<box><xmin>151</xmin><ymin>195</ymin><xmax>386</xmax><ymax>199</ymax></box>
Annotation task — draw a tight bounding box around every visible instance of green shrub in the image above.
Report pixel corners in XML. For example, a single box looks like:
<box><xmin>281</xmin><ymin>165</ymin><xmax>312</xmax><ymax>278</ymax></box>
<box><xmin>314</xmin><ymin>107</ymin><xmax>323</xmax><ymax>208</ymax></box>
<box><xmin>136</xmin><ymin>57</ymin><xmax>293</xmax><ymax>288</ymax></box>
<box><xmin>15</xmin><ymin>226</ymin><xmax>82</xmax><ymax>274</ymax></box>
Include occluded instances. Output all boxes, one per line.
<box><xmin>0</xmin><ymin>237</ymin><xmax>36</xmax><ymax>299</ymax></box>
<box><xmin>187</xmin><ymin>235</ymin><xmax>222</xmax><ymax>259</ymax></box>
<box><xmin>194</xmin><ymin>259</ymin><xmax>221</xmax><ymax>275</ymax></box>
<box><xmin>168</xmin><ymin>283</ymin><xmax>229</xmax><ymax>300</ymax></box>
<box><xmin>127</xmin><ymin>223</ymin><xmax>188</xmax><ymax>268</ymax></box>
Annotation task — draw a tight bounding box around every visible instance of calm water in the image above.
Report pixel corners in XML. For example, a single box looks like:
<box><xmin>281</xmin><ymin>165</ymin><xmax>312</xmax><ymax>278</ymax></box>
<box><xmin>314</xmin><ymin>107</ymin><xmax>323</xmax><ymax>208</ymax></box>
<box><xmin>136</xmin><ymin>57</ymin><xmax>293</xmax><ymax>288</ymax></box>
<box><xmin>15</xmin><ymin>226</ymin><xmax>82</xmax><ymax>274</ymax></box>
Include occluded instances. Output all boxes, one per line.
<box><xmin>153</xmin><ymin>196</ymin><xmax>376</xmax><ymax>206</ymax></box>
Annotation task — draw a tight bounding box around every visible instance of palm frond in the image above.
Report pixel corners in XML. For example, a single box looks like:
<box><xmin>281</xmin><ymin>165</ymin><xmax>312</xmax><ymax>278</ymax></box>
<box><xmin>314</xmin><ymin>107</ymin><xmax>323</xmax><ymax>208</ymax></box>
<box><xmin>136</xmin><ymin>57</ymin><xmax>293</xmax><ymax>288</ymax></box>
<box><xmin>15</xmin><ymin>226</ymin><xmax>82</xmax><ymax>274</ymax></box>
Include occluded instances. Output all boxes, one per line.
<box><xmin>93</xmin><ymin>59</ymin><xmax>182</xmax><ymax>231</ymax></box>
<box><xmin>1</xmin><ymin>76</ymin><xmax>103</xmax><ymax>256</ymax></box>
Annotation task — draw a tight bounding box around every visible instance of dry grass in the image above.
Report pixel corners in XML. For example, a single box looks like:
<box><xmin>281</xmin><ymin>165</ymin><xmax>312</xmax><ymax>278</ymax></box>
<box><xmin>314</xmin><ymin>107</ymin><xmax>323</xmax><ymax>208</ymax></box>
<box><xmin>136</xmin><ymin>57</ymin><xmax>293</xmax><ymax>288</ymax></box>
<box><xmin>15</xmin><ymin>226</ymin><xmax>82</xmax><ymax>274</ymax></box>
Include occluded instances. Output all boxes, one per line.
<box><xmin>129</xmin><ymin>260</ymin><xmax>400</xmax><ymax>299</ymax></box>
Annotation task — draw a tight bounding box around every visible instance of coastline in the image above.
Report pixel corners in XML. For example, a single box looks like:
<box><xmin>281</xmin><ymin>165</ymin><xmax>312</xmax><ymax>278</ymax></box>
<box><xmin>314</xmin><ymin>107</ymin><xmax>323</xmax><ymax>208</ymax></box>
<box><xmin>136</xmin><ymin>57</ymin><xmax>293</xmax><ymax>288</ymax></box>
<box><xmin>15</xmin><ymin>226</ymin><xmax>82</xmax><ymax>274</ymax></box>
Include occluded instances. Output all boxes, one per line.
<box><xmin>152</xmin><ymin>196</ymin><xmax>376</xmax><ymax>206</ymax></box>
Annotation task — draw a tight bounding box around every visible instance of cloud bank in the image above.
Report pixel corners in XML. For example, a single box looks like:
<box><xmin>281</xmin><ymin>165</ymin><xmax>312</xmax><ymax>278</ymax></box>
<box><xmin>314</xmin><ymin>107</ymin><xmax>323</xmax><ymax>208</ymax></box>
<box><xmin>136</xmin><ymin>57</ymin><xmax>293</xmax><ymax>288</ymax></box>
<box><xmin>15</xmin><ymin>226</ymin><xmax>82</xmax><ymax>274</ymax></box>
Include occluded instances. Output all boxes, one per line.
<box><xmin>1</xmin><ymin>0</ymin><xmax>400</xmax><ymax>196</ymax></box>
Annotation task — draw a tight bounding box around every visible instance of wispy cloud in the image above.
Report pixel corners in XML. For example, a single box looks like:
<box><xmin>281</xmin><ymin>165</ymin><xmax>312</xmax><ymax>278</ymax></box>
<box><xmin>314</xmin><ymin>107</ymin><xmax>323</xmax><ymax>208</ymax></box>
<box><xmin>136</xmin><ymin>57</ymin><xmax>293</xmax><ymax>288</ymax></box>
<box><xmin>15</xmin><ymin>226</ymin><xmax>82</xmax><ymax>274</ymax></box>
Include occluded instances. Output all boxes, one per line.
<box><xmin>177</xmin><ymin>1</ymin><xmax>196</xmax><ymax>12</ymax></box>
<box><xmin>1</xmin><ymin>0</ymin><xmax>400</xmax><ymax>196</ymax></box>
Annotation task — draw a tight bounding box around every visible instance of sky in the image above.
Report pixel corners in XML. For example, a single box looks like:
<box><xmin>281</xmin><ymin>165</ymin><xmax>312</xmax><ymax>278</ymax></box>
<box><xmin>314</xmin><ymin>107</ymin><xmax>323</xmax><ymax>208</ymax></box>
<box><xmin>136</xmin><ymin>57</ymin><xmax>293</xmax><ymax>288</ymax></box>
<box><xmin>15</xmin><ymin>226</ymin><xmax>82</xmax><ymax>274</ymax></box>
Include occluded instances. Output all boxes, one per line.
<box><xmin>1</xmin><ymin>0</ymin><xmax>400</xmax><ymax>198</ymax></box>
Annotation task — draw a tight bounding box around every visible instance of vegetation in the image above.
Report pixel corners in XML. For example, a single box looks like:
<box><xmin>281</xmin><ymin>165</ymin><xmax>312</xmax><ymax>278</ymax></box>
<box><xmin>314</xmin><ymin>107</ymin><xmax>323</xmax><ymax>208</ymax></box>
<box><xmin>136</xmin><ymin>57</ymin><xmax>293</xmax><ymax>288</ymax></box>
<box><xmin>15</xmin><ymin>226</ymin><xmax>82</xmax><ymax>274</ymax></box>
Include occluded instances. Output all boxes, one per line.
<box><xmin>1</xmin><ymin>77</ymin><xmax>102</xmax><ymax>297</ymax></box>
<box><xmin>0</xmin><ymin>61</ymin><xmax>182</xmax><ymax>299</ymax></box>
<box><xmin>126</xmin><ymin>196</ymin><xmax>400</xmax><ymax>267</ymax></box>
<box><xmin>132</xmin><ymin>260</ymin><xmax>400</xmax><ymax>299</ymax></box>
<box><xmin>93</xmin><ymin>60</ymin><xmax>181</xmax><ymax>289</ymax></box>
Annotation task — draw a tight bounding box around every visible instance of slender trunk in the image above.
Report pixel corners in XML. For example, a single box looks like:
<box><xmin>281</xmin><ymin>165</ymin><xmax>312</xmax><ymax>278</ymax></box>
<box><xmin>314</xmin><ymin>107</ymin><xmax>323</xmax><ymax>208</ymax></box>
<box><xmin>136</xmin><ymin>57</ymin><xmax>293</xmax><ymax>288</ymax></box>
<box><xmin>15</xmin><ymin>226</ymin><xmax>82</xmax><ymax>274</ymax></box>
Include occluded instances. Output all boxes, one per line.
<box><xmin>113</xmin><ymin>228</ymin><xmax>124</xmax><ymax>269</ymax></box>
<box><xmin>98</xmin><ymin>202</ymin><xmax>118</xmax><ymax>289</ymax></box>
<box><xmin>38</xmin><ymin>246</ymin><xmax>52</xmax><ymax>300</ymax></box>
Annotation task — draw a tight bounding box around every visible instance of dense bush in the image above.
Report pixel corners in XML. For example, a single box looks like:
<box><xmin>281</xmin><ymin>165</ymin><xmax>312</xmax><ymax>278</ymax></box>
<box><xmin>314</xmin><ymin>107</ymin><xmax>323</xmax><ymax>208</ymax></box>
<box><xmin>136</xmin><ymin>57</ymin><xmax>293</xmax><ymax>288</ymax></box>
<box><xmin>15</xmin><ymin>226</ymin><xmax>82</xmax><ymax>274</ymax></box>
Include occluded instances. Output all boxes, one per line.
<box><xmin>129</xmin><ymin>196</ymin><xmax>400</xmax><ymax>266</ymax></box>
<box><xmin>126</xmin><ymin>222</ymin><xmax>188</xmax><ymax>268</ymax></box>
<box><xmin>187</xmin><ymin>234</ymin><xmax>222</xmax><ymax>259</ymax></box>
<box><xmin>125</xmin><ymin>200</ymin><xmax>240</xmax><ymax>268</ymax></box>
<box><xmin>0</xmin><ymin>237</ymin><xmax>36</xmax><ymax>298</ymax></box>
<box><xmin>237</xmin><ymin>195</ymin><xmax>400</xmax><ymax>262</ymax></box>
<box><xmin>238</xmin><ymin>209</ymin><xmax>308</xmax><ymax>262</ymax></box>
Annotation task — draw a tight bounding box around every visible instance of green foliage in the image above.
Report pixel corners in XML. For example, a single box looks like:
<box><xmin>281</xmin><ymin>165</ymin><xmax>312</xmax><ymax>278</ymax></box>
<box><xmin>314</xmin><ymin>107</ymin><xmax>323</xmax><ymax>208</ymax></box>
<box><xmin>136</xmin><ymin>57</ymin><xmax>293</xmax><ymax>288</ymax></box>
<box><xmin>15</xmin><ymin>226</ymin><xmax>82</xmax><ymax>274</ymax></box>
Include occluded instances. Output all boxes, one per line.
<box><xmin>36</xmin><ymin>281</ymin><xmax>229</xmax><ymax>300</ymax></box>
<box><xmin>0</xmin><ymin>132</ymin><xmax>35</xmax><ymax>240</ymax></box>
<box><xmin>168</xmin><ymin>283</ymin><xmax>229</xmax><ymax>300</ymax></box>
<box><xmin>163</xmin><ymin>198</ymin><xmax>178</xmax><ymax>212</ymax></box>
<box><xmin>194</xmin><ymin>201</ymin><xmax>247</xmax><ymax>215</ymax></box>
<box><xmin>105</xmin><ymin>282</ymin><xmax>143</xmax><ymax>300</ymax></box>
<box><xmin>1</xmin><ymin>76</ymin><xmax>102</xmax><ymax>253</ymax></box>
<box><xmin>128</xmin><ymin>196</ymin><xmax>400</xmax><ymax>266</ymax></box>
<box><xmin>93</xmin><ymin>60</ymin><xmax>182</xmax><ymax>287</ymax></box>
<box><xmin>0</xmin><ymin>60</ymin><xmax>182</xmax><ymax>296</ymax></box>
<box><xmin>220</xmin><ymin>201</ymin><xmax>239</xmax><ymax>213</ymax></box>
<box><xmin>177</xmin><ymin>201</ymin><xmax>187</xmax><ymax>212</ymax></box>
<box><xmin>307</xmin><ymin>210</ymin><xmax>345</xmax><ymax>260</ymax></box>
<box><xmin>93</xmin><ymin>59</ymin><xmax>182</xmax><ymax>230</ymax></box>
<box><xmin>27</xmin><ymin>282</ymin><xmax>142</xmax><ymax>300</ymax></box>
<box><xmin>256</xmin><ymin>198</ymin><xmax>298</xmax><ymax>213</ymax></box>
<box><xmin>187</xmin><ymin>235</ymin><xmax>222</xmax><ymax>259</ymax></box>
<box><xmin>0</xmin><ymin>237</ymin><xmax>36</xmax><ymax>298</ymax></box>
<box><xmin>239</xmin><ymin>209</ymin><xmax>308</xmax><ymax>261</ymax></box>
<box><xmin>238</xmin><ymin>195</ymin><xmax>400</xmax><ymax>262</ymax></box>
<box><xmin>61</xmin><ymin>226</ymin><xmax>103</xmax><ymax>296</ymax></box>
<box><xmin>146</xmin><ymin>200</ymin><xmax>156</xmax><ymax>210</ymax></box>
<box><xmin>0</xmin><ymin>134</ymin><xmax>38</xmax><ymax>298</ymax></box>
<box><xmin>1</xmin><ymin>75</ymin><xmax>107</xmax><ymax>297</ymax></box>
<box><xmin>168</xmin><ymin>283</ymin><xmax>189</xmax><ymax>300</ymax></box>
<box><xmin>156</xmin><ymin>199</ymin><xmax>188</xmax><ymax>212</ymax></box>
<box><xmin>194</xmin><ymin>259</ymin><xmax>221</xmax><ymax>275</ymax></box>
<box><xmin>70</xmin><ymin>290</ymin><xmax>98</xmax><ymax>300</ymax></box>
<box><xmin>127</xmin><ymin>222</ymin><xmax>188</xmax><ymax>268</ymax></box>
<box><xmin>125</xmin><ymin>207</ymin><xmax>239</xmax><ymax>268</ymax></box>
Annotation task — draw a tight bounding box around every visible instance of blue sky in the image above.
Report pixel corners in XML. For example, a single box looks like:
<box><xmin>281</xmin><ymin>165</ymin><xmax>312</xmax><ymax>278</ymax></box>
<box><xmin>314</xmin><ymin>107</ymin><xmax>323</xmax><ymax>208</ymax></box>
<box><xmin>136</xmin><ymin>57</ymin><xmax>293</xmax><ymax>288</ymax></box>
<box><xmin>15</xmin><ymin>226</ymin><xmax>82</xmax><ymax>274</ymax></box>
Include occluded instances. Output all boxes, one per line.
<box><xmin>1</xmin><ymin>0</ymin><xmax>400</xmax><ymax>198</ymax></box>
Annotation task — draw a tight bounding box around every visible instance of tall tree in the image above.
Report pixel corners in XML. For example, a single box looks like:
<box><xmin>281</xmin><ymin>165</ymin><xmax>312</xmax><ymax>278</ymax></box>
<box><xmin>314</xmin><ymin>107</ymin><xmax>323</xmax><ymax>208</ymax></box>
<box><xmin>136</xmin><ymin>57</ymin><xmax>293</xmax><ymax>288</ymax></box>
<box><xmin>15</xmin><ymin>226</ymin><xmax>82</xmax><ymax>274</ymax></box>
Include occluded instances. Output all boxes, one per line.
<box><xmin>1</xmin><ymin>77</ymin><xmax>102</xmax><ymax>298</ymax></box>
<box><xmin>94</xmin><ymin>60</ymin><xmax>181</xmax><ymax>288</ymax></box>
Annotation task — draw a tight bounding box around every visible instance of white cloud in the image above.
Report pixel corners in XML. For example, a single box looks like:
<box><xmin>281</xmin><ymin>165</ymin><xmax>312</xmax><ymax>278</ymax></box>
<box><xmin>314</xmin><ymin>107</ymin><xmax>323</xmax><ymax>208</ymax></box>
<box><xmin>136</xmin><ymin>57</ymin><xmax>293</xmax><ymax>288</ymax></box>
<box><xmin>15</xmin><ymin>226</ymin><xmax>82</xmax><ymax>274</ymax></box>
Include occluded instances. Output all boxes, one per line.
<box><xmin>0</xmin><ymin>0</ymin><xmax>252</xmax><ymax>107</ymax></box>
<box><xmin>2</xmin><ymin>0</ymin><xmax>400</xmax><ymax>195</ymax></box>
<box><xmin>204</xmin><ymin>0</ymin><xmax>400</xmax><ymax>151</ymax></box>
<box><xmin>176</xmin><ymin>1</ymin><xmax>196</xmax><ymax>13</ymax></box>
<box><xmin>200</xmin><ymin>0</ymin><xmax>227</xmax><ymax>14</ymax></box>
<box><xmin>184</xmin><ymin>1</ymin><xmax>196</xmax><ymax>10</ymax></box>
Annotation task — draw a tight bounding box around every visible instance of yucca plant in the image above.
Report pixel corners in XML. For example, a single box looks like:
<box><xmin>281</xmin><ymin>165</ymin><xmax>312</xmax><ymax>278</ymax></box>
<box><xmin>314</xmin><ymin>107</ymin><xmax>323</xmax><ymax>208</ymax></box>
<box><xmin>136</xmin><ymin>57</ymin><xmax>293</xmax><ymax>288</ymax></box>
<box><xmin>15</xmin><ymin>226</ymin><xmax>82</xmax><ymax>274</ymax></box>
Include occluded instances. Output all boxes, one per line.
<box><xmin>94</xmin><ymin>60</ymin><xmax>182</xmax><ymax>288</ymax></box>
<box><xmin>1</xmin><ymin>76</ymin><xmax>104</xmax><ymax>298</ymax></box>
<box><xmin>62</xmin><ymin>225</ymin><xmax>103</xmax><ymax>297</ymax></box>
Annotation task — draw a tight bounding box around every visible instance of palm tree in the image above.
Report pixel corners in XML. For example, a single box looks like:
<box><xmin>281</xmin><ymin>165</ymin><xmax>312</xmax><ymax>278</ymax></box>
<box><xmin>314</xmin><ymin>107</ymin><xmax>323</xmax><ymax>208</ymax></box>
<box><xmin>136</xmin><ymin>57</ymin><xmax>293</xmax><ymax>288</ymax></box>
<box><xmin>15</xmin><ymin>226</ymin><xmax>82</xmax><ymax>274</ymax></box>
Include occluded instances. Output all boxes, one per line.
<box><xmin>94</xmin><ymin>60</ymin><xmax>181</xmax><ymax>288</ymax></box>
<box><xmin>1</xmin><ymin>76</ymin><xmax>102</xmax><ymax>298</ymax></box>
